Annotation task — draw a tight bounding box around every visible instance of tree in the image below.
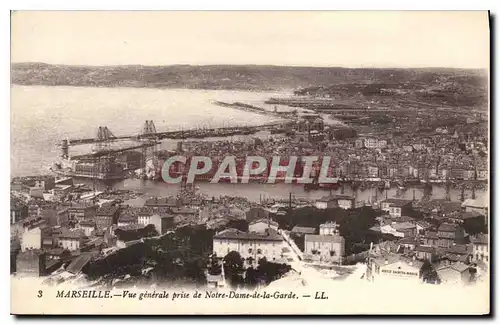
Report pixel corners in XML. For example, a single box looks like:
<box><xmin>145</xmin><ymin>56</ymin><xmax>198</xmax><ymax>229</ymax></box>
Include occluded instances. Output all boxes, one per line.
<box><xmin>225</xmin><ymin>219</ymin><xmax>249</xmax><ymax>232</ymax></box>
<box><xmin>207</xmin><ymin>254</ymin><xmax>221</xmax><ymax>275</ymax></box>
<box><xmin>189</xmin><ymin>225</ymin><xmax>215</xmax><ymax>255</ymax></box>
<box><xmin>255</xmin><ymin>260</ymin><xmax>292</xmax><ymax>284</ymax></box>
<box><xmin>115</xmin><ymin>224</ymin><xmax>158</xmax><ymax>242</ymax></box>
<box><xmin>244</xmin><ymin>267</ymin><xmax>259</xmax><ymax>288</ymax></box>
<box><xmin>405</xmin><ymin>208</ymin><xmax>425</xmax><ymax>220</ymax></box>
<box><xmin>420</xmin><ymin>260</ymin><xmax>440</xmax><ymax>284</ymax></box>
<box><xmin>224</xmin><ymin>251</ymin><xmax>244</xmax><ymax>270</ymax></box>
<box><xmin>223</xmin><ymin>251</ymin><xmax>244</xmax><ymax>288</ymax></box>
<box><xmin>184</xmin><ymin>257</ymin><xmax>207</xmax><ymax>286</ymax></box>
<box><xmin>462</xmin><ymin>216</ymin><xmax>487</xmax><ymax>235</ymax></box>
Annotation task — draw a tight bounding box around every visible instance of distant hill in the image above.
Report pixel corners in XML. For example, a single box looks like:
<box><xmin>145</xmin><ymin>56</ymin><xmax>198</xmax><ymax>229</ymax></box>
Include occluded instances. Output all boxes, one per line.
<box><xmin>294</xmin><ymin>73</ymin><xmax>489</xmax><ymax>108</ymax></box>
<box><xmin>11</xmin><ymin>63</ymin><xmax>488</xmax><ymax>95</ymax></box>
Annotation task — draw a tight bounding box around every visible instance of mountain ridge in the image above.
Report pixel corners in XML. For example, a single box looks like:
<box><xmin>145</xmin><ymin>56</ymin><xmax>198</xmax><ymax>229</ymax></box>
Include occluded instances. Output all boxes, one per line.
<box><xmin>11</xmin><ymin>62</ymin><xmax>488</xmax><ymax>94</ymax></box>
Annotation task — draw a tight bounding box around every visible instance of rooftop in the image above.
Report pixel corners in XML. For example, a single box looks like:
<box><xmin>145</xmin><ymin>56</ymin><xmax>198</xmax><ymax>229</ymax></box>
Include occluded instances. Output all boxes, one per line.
<box><xmin>96</xmin><ymin>205</ymin><xmax>119</xmax><ymax>216</ymax></box>
<box><xmin>382</xmin><ymin>198</ymin><xmax>412</xmax><ymax>207</ymax></box>
<box><xmin>116</xmin><ymin>224</ymin><xmax>146</xmax><ymax>232</ymax></box>
<box><xmin>416</xmin><ymin>220</ymin><xmax>433</xmax><ymax>229</ymax></box>
<box><xmin>249</xmin><ymin>218</ymin><xmax>279</xmax><ymax>227</ymax></box>
<box><xmin>414</xmin><ymin>245</ymin><xmax>434</xmax><ymax>253</ymax></box>
<box><xmin>78</xmin><ymin>220</ymin><xmax>95</xmax><ymax>227</ymax></box>
<box><xmin>68</xmin><ymin>202</ymin><xmax>97</xmax><ymax>210</ymax></box>
<box><xmin>375</xmin><ymin>241</ymin><xmax>400</xmax><ymax>254</ymax></box>
<box><xmin>118</xmin><ymin>213</ymin><xmax>137</xmax><ymax>222</ymax></box>
<box><xmin>152</xmin><ymin>213</ymin><xmax>174</xmax><ymax>219</ymax></box>
<box><xmin>438</xmin><ymin>223</ymin><xmax>460</xmax><ymax>233</ymax></box>
<box><xmin>58</xmin><ymin>228</ymin><xmax>85</xmax><ymax>239</ymax></box>
<box><xmin>214</xmin><ymin>228</ymin><xmax>282</xmax><ymax>242</ymax></box>
<box><xmin>471</xmin><ymin>233</ymin><xmax>488</xmax><ymax>245</ymax></box>
<box><xmin>371</xmin><ymin>253</ymin><xmax>401</xmax><ymax>267</ymax></box>
<box><xmin>449</xmin><ymin>211</ymin><xmax>483</xmax><ymax>220</ymax></box>
<box><xmin>45</xmin><ymin>248</ymin><xmax>68</xmax><ymax>256</ymax></box>
<box><xmin>398</xmin><ymin>237</ymin><xmax>419</xmax><ymax>245</ymax></box>
<box><xmin>305</xmin><ymin>234</ymin><xmax>344</xmax><ymax>244</ymax></box>
<box><xmin>291</xmin><ymin>226</ymin><xmax>316</xmax><ymax>234</ymax></box>
<box><xmin>442</xmin><ymin>244</ymin><xmax>472</xmax><ymax>255</ymax></box>
<box><xmin>393</xmin><ymin>222</ymin><xmax>416</xmax><ymax>231</ymax></box>
<box><xmin>424</xmin><ymin>231</ymin><xmax>439</xmax><ymax>240</ymax></box>
<box><xmin>171</xmin><ymin>207</ymin><xmax>197</xmax><ymax>214</ymax></box>
<box><xmin>372</xmin><ymin>253</ymin><xmax>424</xmax><ymax>269</ymax></box>
<box><xmin>462</xmin><ymin>197</ymin><xmax>488</xmax><ymax>209</ymax></box>
<box><xmin>437</xmin><ymin>262</ymin><xmax>470</xmax><ymax>273</ymax></box>
<box><xmin>66</xmin><ymin>252</ymin><xmax>97</xmax><ymax>274</ymax></box>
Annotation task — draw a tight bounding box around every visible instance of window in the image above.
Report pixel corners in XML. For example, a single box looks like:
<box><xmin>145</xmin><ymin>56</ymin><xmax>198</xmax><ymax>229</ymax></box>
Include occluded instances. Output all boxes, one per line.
<box><xmin>248</xmin><ymin>248</ymin><xmax>252</xmax><ymax>254</ymax></box>
<box><xmin>257</xmin><ymin>249</ymin><xmax>262</xmax><ymax>254</ymax></box>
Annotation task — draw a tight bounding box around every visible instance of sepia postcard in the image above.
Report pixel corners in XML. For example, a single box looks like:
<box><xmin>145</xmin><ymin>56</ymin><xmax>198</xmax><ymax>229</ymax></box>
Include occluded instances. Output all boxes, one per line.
<box><xmin>10</xmin><ymin>11</ymin><xmax>490</xmax><ymax>315</ymax></box>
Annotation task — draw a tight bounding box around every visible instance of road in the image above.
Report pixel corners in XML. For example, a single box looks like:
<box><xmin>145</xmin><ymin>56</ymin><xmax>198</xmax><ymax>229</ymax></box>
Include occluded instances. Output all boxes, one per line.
<box><xmin>278</xmin><ymin>229</ymin><xmax>367</xmax><ymax>286</ymax></box>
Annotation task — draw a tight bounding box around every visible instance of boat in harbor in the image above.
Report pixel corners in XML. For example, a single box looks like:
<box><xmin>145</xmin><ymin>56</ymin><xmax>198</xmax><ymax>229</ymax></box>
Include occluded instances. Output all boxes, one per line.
<box><xmin>318</xmin><ymin>182</ymin><xmax>340</xmax><ymax>190</ymax></box>
<box><xmin>303</xmin><ymin>183</ymin><xmax>320</xmax><ymax>191</ymax></box>
<box><xmin>405</xmin><ymin>178</ymin><xmax>421</xmax><ymax>186</ymax></box>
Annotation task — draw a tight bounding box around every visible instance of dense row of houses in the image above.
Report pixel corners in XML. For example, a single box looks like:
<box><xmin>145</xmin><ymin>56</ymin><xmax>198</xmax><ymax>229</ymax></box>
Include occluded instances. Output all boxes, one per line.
<box><xmin>210</xmin><ymin>189</ymin><xmax>488</xmax><ymax>286</ymax></box>
<box><xmin>11</xmin><ymin>188</ymin><xmax>207</xmax><ymax>277</ymax></box>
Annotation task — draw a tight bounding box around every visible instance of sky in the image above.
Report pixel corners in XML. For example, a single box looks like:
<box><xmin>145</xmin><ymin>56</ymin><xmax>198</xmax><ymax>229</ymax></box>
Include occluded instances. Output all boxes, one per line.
<box><xmin>11</xmin><ymin>11</ymin><xmax>490</xmax><ymax>68</ymax></box>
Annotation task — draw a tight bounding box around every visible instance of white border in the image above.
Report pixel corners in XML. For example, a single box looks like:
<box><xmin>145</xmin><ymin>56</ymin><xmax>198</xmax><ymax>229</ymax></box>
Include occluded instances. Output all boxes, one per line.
<box><xmin>3</xmin><ymin>1</ymin><xmax>498</xmax><ymax>324</ymax></box>
<box><xmin>4</xmin><ymin>1</ymin><xmax>497</xmax><ymax>11</ymax></box>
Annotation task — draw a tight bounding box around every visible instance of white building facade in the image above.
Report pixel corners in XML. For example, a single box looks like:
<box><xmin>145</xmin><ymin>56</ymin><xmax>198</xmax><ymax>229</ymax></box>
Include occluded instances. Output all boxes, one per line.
<box><xmin>213</xmin><ymin>228</ymin><xmax>285</xmax><ymax>263</ymax></box>
<box><xmin>304</xmin><ymin>234</ymin><xmax>345</xmax><ymax>264</ymax></box>
<box><xmin>21</xmin><ymin>227</ymin><xmax>43</xmax><ymax>252</ymax></box>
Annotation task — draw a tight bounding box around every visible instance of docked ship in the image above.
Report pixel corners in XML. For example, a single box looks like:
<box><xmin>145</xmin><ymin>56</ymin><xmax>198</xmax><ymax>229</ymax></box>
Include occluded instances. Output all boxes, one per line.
<box><xmin>50</xmin><ymin>157</ymin><xmax>126</xmax><ymax>180</ymax></box>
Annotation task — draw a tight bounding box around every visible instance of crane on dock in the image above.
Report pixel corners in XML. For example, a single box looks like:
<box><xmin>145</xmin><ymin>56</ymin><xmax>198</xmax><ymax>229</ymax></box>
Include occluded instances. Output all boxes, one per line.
<box><xmin>57</xmin><ymin>119</ymin><xmax>283</xmax><ymax>181</ymax></box>
<box><xmin>59</xmin><ymin>121</ymin><xmax>160</xmax><ymax>183</ymax></box>
<box><xmin>65</xmin><ymin>120</ymin><xmax>283</xmax><ymax>146</ymax></box>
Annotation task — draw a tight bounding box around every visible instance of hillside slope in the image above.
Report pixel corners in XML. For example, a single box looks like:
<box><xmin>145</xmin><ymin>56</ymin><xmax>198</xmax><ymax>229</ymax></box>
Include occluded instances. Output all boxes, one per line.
<box><xmin>11</xmin><ymin>63</ymin><xmax>488</xmax><ymax>95</ymax></box>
